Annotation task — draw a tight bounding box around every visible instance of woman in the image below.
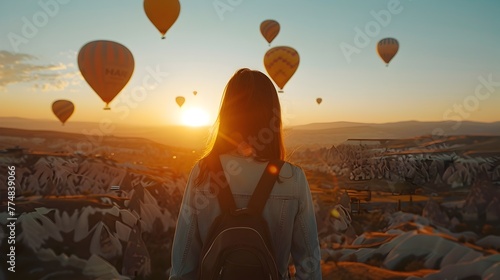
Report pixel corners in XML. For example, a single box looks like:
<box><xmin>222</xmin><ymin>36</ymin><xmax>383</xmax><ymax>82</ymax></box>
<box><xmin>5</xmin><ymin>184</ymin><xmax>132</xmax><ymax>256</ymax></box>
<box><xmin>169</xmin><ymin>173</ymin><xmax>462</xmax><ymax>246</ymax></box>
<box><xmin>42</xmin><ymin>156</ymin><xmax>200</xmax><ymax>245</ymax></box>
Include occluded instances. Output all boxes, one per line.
<box><xmin>169</xmin><ymin>68</ymin><xmax>321</xmax><ymax>279</ymax></box>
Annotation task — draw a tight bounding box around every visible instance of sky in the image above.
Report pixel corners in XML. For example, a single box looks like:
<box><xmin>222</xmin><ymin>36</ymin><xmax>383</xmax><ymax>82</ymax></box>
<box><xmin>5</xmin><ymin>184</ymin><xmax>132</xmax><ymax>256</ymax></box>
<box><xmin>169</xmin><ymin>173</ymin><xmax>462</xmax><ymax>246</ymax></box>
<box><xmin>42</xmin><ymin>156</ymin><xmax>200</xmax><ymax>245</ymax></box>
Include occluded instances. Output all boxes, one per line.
<box><xmin>1</xmin><ymin>0</ymin><xmax>499</xmax><ymax>128</ymax></box>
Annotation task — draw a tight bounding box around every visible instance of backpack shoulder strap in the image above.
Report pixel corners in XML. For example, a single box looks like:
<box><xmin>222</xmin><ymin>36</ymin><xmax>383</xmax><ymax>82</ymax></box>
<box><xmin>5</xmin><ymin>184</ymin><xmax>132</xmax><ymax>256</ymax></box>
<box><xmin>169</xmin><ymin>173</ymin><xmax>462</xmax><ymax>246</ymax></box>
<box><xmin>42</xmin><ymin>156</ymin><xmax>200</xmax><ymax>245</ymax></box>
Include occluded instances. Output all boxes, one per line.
<box><xmin>210</xmin><ymin>157</ymin><xmax>237</xmax><ymax>213</ymax></box>
<box><xmin>248</xmin><ymin>160</ymin><xmax>285</xmax><ymax>214</ymax></box>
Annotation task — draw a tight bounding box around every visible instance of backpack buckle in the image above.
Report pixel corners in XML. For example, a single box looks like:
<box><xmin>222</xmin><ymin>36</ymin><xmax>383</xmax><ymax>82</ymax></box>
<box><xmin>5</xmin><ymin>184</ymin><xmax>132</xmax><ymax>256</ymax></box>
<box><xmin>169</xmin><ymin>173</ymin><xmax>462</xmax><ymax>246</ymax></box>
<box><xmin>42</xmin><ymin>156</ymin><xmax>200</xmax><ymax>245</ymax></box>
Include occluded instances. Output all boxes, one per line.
<box><xmin>230</xmin><ymin>208</ymin><xmax>251</xmax><ymax>216</ymax></box>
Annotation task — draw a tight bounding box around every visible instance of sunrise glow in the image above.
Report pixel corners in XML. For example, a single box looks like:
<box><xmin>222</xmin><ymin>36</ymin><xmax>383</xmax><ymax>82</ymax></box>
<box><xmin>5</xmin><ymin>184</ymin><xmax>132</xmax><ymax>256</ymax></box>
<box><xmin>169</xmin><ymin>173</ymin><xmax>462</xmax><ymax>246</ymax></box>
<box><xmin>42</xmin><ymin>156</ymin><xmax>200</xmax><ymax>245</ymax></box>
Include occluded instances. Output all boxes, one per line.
<box><xmin>181</xmin><ymin>107</ymin><xmax>211</xmax><ymax>127</ymax></box>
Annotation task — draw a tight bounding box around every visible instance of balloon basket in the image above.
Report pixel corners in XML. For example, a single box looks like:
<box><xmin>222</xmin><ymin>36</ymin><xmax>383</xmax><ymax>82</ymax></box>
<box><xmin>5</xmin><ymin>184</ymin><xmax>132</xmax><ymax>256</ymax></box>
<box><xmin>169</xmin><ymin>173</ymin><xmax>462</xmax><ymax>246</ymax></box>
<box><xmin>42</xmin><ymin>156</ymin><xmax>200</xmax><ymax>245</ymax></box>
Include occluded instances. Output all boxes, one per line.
<box><xmin>103</xmin><ymin>107</ymin><xmax>111</xmax><ymax>110</ymax></box>
<box><xmin>278</xmin><ymin>90</ymin><xmax>284</xmax><ymax>93</ymax></box>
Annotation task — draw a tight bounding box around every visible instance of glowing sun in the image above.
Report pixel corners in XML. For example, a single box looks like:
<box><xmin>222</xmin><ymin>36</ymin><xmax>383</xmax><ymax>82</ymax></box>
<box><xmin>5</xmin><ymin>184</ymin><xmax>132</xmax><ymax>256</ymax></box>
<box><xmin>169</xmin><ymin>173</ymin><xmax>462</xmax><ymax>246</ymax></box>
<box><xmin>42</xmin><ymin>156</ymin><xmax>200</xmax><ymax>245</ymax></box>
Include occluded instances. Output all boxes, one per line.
<box><xmin>181</xmin><ymin>107</ymin><xmax>210</xmax><ymax>127</ymax></box>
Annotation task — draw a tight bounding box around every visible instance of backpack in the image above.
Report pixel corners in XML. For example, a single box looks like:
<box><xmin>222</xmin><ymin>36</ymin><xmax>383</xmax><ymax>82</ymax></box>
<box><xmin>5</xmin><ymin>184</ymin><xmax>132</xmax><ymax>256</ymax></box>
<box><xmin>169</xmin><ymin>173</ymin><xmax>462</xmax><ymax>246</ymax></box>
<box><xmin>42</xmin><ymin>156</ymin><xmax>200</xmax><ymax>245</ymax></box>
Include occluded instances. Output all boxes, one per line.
<box><xmin>198</xmin><ymin>158</ymin><xmax>285</xmax><ymax>280</ymax></box>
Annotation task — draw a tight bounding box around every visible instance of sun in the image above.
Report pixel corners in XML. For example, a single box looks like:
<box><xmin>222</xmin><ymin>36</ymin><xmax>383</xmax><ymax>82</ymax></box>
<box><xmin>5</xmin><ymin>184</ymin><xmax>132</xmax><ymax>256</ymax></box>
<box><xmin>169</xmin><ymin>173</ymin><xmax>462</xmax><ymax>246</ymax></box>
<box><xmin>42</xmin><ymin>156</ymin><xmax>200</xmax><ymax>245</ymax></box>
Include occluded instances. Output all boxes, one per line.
<box><xmin>181</xmin><ymin>107</ymin><xmax>211</xmax><ymax>127</ymax></box>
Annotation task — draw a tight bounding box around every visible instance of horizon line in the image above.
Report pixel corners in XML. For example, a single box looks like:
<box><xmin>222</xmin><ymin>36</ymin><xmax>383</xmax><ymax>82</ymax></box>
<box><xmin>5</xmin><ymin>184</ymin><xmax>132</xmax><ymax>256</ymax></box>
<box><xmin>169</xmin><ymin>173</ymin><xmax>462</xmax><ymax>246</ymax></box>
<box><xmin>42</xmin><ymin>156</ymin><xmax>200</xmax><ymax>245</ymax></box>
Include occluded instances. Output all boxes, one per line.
<box><xmin>1</xmin><ymin>116</ymin><xmax>500</xmax><ymax>128</ymax></box>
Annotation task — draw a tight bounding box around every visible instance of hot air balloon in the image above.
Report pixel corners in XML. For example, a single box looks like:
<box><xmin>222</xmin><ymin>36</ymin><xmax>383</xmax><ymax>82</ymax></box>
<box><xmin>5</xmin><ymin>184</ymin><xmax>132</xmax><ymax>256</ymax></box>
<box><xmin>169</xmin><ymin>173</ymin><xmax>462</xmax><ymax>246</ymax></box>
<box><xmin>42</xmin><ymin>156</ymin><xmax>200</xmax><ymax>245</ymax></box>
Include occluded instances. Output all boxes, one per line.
<box><xmin>260</xmin><ymin>20</ymin><xmax>280</xmax><ymax>46</ymax></box>
<box><xmin>377</xmin><ymin>38</ymin><xmax>399</xmax><ymax>66</ymax></box>
<box><xmin>176</xmin><ymin>96</ymin><xmax>185</xmax><ymax>108</ymax></box>
<box><xmin>316</xmin><ymin>98</ymin><xmax>322</xmax><ymax>105</ymax></box>
<box><xmin>144</xmin><ymin>0</ymin><xmax>180</xmax><ymax>39</ymax></box>
<box><xmin>78</xmin><ymin>40</ymin><xmax>134</xmax><ymax>110</ymax></box>
<box><xmin>52</xmin><ymin>100</ymin><xmax>74</xmax><ymax>125</ymax></box>
<box><xmin>263</xmin><ymin>46</ymin><xmax>299</xmax><ymax>93</ymax></box>
<box><xmin>193</xmin><ymin>90</ymin><xmax>197</xmax><ymax>96</ymax></box>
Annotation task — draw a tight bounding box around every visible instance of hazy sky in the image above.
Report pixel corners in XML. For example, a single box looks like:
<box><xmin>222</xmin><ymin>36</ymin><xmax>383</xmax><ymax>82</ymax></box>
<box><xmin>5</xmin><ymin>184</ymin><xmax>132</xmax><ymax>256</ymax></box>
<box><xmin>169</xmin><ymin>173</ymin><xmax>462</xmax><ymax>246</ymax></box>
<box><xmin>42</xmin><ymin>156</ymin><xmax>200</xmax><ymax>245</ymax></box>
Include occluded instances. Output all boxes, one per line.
<box><xmin>1</xmin><ymin>0</ymin><xmax>499</xmax><ymax>127</ymax></box>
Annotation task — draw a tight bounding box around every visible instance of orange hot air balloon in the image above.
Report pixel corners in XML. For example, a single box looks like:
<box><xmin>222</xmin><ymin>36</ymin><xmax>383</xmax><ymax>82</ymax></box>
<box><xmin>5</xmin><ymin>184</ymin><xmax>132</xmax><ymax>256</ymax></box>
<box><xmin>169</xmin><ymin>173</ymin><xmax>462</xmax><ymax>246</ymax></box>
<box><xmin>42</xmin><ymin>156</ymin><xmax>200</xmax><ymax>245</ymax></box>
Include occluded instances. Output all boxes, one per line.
<box><xmin>377</xmin><ymin>38</ymin><xmax>399</xmax><ymax>66</ymax></box>
<box><xmin>193</xmin><ymin>90</ymin><xmax>197</xmax><ymax>96</ymax></box>
<box><xmin>260</xmin><ymin>20</ymin><xmax>280</xmax><ymax>46</ymax></box>
<box><xmin>263</xmin><ymin>46</ymin><xmax>300</xmax><ymax>92</ymax></box>
<box><xmin>144</xmin><ymin>0</ymin><xmax>181</xmax><ymax>39</ymax></box>
<box><xmin>176</xmin><ymin>96</ymin><xmax>185</xmax><ymax>107</ymax></box>
<box><xmin>52</xmin><ymin>100</ymin><xmax>74</xmax><ymax>125</ymax></box>
<box><xmin>316</xmin><ymin>98</ymin><xmax>322</xmax><ymax>105</ymax></box>
<box><xmin>78</xmin><ymin>40</ymin><xmax>134</xmax><ymax>110</ymax></box>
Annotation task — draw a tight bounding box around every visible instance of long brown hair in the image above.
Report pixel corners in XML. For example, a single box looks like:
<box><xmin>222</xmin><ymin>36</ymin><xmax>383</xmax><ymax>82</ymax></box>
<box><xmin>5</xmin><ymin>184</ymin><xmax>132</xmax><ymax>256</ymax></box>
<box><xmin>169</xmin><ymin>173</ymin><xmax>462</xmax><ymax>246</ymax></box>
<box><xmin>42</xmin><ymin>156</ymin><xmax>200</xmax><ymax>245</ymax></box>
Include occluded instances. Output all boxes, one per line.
<box><xmin>195</xmin><ymin>68</ymin><xmax>285</xmax><ymax>186</ymax></box>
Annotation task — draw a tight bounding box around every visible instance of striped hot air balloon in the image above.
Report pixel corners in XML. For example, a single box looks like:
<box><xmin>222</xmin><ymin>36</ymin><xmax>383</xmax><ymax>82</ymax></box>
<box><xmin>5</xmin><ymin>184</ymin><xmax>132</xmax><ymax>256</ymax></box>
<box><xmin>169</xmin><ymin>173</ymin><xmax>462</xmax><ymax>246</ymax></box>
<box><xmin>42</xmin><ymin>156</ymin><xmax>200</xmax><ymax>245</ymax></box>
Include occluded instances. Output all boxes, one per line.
<box><xmin>78</xmin><ymin>40</ymin><xmax>134</xmax><ymax>110</ymax></box>
<box><xmin>377</xmin><ymin>38</ymin><xmax>399</xmax><ymax>66</ymax></box>
<box><xmin>263</xmin><ymin>46</ymin><xmax>299</xmax><ymax>92</ymax></box>
<box><xmin>260</xmin><ymin>20</ymin><xmax>280</xmax><ymax>46</ymax></box>
<box><xmin>144</xmin><ymin>0</ymin><xmax>181</xmax><ymax>39</ymax></box>
<box><xmin>52</xmin><ymin>100</ymin><xmax>74</xmax><ymax>125</ymax></box>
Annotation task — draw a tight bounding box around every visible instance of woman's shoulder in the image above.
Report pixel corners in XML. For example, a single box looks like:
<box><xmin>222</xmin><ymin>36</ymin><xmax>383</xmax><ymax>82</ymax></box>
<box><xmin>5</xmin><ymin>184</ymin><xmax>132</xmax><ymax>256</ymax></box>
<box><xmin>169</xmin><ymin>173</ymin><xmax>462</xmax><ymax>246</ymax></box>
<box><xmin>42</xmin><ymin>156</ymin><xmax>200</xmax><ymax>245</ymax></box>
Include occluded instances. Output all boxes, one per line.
<box><xmin>193</xmin><ymin>155</ymin><xmax>306</xmax><ymax>181</ymax></box>
<box><xmin>281</xmin><ymin>160</ymin><xmax>303</xmax><ymax>171</ymax></box>
<box><xmin>279</xmin><ymin>160</ymin><xmax>307</xmax><ymax>182</ymax></box>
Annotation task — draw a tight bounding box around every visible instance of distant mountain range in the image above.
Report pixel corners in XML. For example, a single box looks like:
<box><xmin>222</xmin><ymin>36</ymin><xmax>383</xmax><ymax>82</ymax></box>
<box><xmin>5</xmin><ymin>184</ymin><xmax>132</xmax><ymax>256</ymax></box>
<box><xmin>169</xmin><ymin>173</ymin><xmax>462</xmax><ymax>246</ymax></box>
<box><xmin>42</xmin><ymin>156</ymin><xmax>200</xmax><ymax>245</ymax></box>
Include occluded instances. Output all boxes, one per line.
<box><xmin>1</xmin><ymin>117</ymin><xmax>499</xmax><ymax>148</ymax></box>
<box><xmin>287</xmin><ymin>120</ymin><xmax>500</xmax><ymax>148</ymax></box>
<box><xmin>0</xmin><ymin>117</ymin><xmax>210</xmax><ymax>148</ymax></box>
